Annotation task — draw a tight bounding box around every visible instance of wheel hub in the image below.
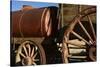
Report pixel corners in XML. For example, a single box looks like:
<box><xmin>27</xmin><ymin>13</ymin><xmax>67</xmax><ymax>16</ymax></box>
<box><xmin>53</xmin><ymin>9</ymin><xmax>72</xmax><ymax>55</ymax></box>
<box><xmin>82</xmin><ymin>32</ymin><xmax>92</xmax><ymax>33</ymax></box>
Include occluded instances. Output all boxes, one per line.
<box><xmin>22</xmin><ymin>56</ymin><xmax>33</xmax><ymax>65</ymax></box>
<box><xmin>89</xmin><ymin>41</ymin><xmax>96</xmax><ymax>61</ymax></box>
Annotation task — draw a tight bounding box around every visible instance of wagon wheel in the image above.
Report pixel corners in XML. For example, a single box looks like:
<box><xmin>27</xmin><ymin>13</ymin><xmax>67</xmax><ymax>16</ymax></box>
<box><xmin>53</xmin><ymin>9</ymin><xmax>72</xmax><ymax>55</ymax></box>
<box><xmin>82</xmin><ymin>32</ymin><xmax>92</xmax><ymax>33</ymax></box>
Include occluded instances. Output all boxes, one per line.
<box><xmin>16</xmin><ymin>40</ymin><xmax>46</xmax><ymax>65</ymax></box>
<box><xmin>62</xmin><ymin>7</ymin><xmax>96</xmax><ymax>63</ymax></box>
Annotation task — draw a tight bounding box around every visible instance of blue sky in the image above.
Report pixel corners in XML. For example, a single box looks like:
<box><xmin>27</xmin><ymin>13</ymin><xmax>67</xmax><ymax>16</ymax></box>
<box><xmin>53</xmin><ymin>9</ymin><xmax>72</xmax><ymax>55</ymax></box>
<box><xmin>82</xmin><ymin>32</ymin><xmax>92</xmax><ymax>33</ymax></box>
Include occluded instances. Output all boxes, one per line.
<box><xmin>11</xmin><ymin>0</ymin><xmax>58</xmax><ymax>11</ymax></box>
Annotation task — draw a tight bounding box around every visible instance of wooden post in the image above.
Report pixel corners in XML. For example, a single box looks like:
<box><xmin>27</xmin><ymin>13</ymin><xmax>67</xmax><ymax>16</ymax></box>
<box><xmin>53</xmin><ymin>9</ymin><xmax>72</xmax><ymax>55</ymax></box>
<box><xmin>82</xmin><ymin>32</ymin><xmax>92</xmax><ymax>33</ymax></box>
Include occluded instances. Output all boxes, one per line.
<box><xmin>78</xmin><ymin>5</ymin><xmax>82</xmax><ymax>14</ymax></box>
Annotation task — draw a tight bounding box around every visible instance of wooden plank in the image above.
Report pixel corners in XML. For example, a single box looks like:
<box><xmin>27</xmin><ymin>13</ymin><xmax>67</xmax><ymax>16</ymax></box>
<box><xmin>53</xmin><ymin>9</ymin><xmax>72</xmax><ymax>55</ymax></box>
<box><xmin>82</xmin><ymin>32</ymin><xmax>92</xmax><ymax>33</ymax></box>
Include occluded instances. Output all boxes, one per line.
<box><xmin>69</xmin><ymin>56</ymin><xmax>87</xmax><ymax>59</ymax></box>
<box><xmin>68</xmin><ymin>47</ymin><xmax>86</xmax><ymax>49</ymax></box>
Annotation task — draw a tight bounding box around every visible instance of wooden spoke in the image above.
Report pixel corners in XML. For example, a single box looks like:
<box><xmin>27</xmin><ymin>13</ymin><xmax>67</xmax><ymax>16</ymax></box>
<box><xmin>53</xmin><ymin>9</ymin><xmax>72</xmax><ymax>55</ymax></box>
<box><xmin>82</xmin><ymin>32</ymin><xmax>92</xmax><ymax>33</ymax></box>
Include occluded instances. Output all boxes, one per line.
<box><xmin>33</xmin><ymin>52</ymin><xmax>38</xmax><ymax>59</ymax></box>
<box><xmin>26</xmin><ymin>44</ymin><xmax>31</xmax><ymax>56</ymax></box>
<box><xmin>87</xmin><ymin>15</ymin><xmax>96</xmax><ymax>40</ymax></box>
<box><xmin>34</xmin><ymin>59</ymin><xmax>39</xmax><ymax>62</ymax></box>
<box><xmin>71</xmin><ymin>31</ymin><xmax>90</xmax><ymax>45</ymax></box>
<box><xmin>23</xmin><ymin>45</ymin><xmax>28</xmax><ymax>56</ymax></box>
<box><xmin>20</xmin><ymin>52</ymin><xmax>26</xmax><ymax>58</ymax></box>
<box><xmin>31</xmin><ymin>47</ymin><xmax>34</xmax><ymax>57</ymax></box>
<box><xmin>32</xmin><ymin>62</ymin><xmax>37</xmax><ymax>65</ymax></box>
<box><xmin>77</xmin><ymin>19</ymin><xmax>94</xmax><ymax>43</ymax></box>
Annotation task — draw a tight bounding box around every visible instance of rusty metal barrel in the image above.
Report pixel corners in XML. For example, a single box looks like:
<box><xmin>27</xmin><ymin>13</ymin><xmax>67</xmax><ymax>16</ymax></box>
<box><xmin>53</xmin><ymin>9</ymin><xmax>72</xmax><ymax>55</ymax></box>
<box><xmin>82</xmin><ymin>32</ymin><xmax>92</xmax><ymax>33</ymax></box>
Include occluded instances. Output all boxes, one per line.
<box><xmin>11</xmin><ymin>6</ymin><xmax>58</xmax><ymax>37</ymax></box>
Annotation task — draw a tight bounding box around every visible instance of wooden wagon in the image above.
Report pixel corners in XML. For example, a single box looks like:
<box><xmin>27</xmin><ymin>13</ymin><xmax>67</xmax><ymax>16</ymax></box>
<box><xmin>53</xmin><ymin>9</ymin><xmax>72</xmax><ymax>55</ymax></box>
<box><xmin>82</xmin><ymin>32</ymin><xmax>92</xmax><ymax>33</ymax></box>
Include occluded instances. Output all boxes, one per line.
<box><xmin>11</xmin><ymin>4</ymin><xmax>96</xmax><ymax>66</ymax></box>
